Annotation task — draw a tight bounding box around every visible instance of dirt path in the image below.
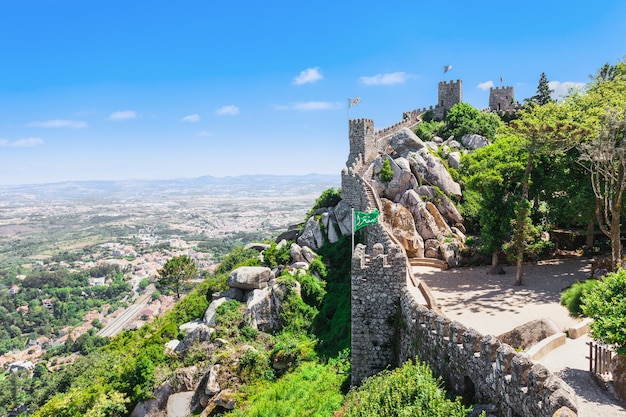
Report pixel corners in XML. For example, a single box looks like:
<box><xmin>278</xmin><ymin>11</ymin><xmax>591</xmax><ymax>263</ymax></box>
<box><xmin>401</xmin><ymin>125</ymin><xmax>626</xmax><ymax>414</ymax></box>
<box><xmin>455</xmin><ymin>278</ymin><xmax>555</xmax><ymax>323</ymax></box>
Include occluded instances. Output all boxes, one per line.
<box><xmin>413</xmin><ymin>257</ymin><xmax>626</xmax><ymax>417</ymax></box>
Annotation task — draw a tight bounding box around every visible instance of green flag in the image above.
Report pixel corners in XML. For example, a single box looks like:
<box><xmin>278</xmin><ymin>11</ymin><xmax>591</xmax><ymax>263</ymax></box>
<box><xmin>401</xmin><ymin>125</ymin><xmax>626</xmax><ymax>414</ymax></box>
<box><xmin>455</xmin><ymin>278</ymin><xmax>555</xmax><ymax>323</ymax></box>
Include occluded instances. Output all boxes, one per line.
<box><xmin>354</xmin><ymin>209</ymin><xmax>379</xmax><ymax>232</ymax></box>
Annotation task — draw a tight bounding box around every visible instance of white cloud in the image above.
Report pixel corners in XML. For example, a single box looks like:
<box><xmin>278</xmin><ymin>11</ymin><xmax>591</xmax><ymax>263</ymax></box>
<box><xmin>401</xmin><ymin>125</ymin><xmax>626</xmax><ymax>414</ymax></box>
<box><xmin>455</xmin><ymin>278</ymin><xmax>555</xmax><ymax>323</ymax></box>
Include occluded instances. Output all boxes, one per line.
<box><xmin>293</xmin><ymin>101</ymin><xmax>341</xmax><ymax>110</ymax></box>
<box><xmin>0</xmin><ymin>138</ymin><xmax>44</xmax><ymax>148</ymax></box>
<box><xmin>181</xmin><ymin>114</ymin><xmax>200</xmax><ymax>122</ymax></box>
<box><xmin>359</xmin><ymin>72</ymin><xmax>410</xmax><ymax>86</ymax></box>
<box><xmin>293</xmin><ymin>67</ymin><xmax>324</xmax><ymax>85</ymax></box>
<box><xmin>215</xmin><ymin>105</ymin><xmax>240</xmax><ymax>116</ymax></box>
<box><xmin>477</xmin><ymin>81</ymin><xmax>494</xmax><ymax>90</ymax></box>
<box><xmin>27</xmin><ymin>119</ymin><xmax>88</xmax><ymax>128</ymax></box>
<box><xmin>273</xmin><ymin>104</ymin><xmax>290</xmax><ymax>111</ymax></box>
<box><xmin>107</xmin><ymin>110</ymin><xmax>137</xmax><ymax>121</ymax></box>
<box><xmin>549</xmin><ymin>81</ymin><xmax>586</xmax><ymax>100</ymax></box>
<box><xmin>196</xmin><ymin>131</ymin><xmax>213</xmax><ymax>137</ymax></box>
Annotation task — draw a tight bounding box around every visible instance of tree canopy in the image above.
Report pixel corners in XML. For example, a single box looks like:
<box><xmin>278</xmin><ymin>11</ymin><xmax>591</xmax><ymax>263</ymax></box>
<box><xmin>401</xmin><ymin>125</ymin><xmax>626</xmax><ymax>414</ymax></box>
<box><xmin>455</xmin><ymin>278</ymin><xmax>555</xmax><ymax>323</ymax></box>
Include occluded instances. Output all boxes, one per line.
<box><xmin>156</xmin><ymin>255</ymin><xmax>198</xmax><ymax>299</ymax></box>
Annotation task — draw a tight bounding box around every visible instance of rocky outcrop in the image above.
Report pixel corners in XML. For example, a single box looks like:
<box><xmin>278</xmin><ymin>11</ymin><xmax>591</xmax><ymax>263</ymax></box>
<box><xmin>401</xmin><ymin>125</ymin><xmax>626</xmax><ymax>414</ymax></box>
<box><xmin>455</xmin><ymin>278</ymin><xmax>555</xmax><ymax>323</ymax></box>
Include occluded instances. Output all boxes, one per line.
<box><xmin>227</xmin><ymin>266</ymin><xmax>274</xmax><ymax>290</ymax></box>
<box><xmin>381</xmin><ymin>198</ymin><xmax>424</xmax><ymax>258</ymax></box>
<box><xmin>370</xmin><ymin>156</ymin><xmax>419</xmax><ymax>202</ymax></box>
<box><xmin>407</xmin><ymin>149</ymin><xmax>462</xmax><ymax>197</ymax></box>
<box><xmin>461</xmin><ymin>133</ymin><xmax>490</xmax><ymax>150</ymax></box>
<box><xmin>297</xmin><ymin>216</ymin><xmax>325</xmax><ymax>250</ymax></box>
<box><xmin>244</xmin><ymin>281</ymin><xmax>297</xmax><ymax>332</ymax></box>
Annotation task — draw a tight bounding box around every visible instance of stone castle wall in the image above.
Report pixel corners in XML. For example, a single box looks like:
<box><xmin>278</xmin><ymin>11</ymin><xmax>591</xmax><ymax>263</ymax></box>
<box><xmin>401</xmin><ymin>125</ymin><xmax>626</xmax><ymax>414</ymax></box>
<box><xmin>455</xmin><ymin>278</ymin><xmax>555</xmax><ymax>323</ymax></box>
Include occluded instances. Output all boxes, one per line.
<box><xmin>397</xmin><ymin>289</ymin><xmax>578</xmax><ymax>417</ymax></box>
<box><xmin>351</xmin><ymin>243</ymin><xmax>406</xmax><ymax>385</ymax></box>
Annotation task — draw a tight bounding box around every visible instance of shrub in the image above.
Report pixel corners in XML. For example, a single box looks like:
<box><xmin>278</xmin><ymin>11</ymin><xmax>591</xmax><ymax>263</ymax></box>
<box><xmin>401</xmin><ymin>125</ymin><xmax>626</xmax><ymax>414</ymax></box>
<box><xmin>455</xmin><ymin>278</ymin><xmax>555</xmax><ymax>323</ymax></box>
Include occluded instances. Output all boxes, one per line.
<box><xmin>307</xmin><ymin>188</ymin><xmax>342</xmax><ymax>218</ymax></box>
<box><xmin>560</xmin><ymin>279</ymin><xmax>600</xmax><ymax>317</ymax></box>
<box><xmin>297</xmin><ymin>273</ymin><xmax>327</xmax><ymax>308</ymax></box>
<box><xmin>378</xmin><ymin>158</ymin><xmax>394</xmax><ymax>182</ymax></box>
<box><xmin>582</xmin><ymin>269</ymin><xmax>626</xmax><ymax>354</ymax></box>
<box><xmin>262</xmin><ymin>241</ymin><xmax>292</xmax><ymax>269</ymax></box>
<box><xmin>340</xmin><ymin>359</ymin><xmax>470</xmax><ymax>417</ymax></box>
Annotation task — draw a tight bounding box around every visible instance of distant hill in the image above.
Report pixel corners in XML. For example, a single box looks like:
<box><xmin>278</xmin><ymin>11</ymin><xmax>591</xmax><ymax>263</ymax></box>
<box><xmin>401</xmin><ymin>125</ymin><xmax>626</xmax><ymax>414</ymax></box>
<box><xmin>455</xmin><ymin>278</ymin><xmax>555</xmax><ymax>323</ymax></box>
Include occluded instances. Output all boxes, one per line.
<box><xmin>0</xmin><ymin>174</ymin><xmax>341</xmax><ymax>202</ymax></box>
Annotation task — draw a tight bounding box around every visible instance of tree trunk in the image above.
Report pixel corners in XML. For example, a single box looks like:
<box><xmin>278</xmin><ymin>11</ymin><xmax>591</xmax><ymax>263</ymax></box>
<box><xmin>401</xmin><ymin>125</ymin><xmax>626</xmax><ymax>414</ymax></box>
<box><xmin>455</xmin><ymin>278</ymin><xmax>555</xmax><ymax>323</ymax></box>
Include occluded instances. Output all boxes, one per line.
<box><xmin>489</xmin><ymin>251</ymin><xmax>505</xmax><ymax>275</ymax></box>
<box><xmin>585</xmin><ymin>217</ymin><xmax>595</xmax><ymax>252</ymax></box>
<box><xmin>611</xmin><ymin>207</ymin><xmax>622</xmax><ymax>271</ymax></box>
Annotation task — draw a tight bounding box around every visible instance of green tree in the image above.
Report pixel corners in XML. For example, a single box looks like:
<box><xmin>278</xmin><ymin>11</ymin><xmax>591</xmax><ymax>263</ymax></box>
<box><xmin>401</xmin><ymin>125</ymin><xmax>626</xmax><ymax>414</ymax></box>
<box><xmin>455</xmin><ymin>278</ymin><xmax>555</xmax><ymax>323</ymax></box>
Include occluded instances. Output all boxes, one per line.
<box><xmin>582</xmin><ymin>269</ymin><xmax>626</xmax><ymax>354</ymax></box>
<box><xmin>579</xmin><ymin>109</ymin><xmax>626</xmax><ymax>269</ymax></box>
<box><xmin>441</xmin><ymin>102</ymin><xmax>503</xmax><ymax>141</ymax></box>
<box><xmin>378</xmin><ymin>157</ymin><xmax>393</xmax><ymax>182</ymax></box>
<box><xmin>156</xmin><ymin>255</ymin><xmax>197</xmax><ymax>299</ymax></box>
<box><xmin>525</xmin><ymin>72</ymin><xmax>554</xmax><ymax>106</ymax></box>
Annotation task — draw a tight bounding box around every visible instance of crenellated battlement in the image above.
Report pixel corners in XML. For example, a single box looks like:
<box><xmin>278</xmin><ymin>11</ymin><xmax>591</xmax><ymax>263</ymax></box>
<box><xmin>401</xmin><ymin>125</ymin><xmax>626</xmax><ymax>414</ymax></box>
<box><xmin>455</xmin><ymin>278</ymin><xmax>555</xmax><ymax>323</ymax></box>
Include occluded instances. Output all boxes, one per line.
<box><xmin>489</xmin><ymin>86</ymin><xmax>516</xmax><ymax>112</ymax></box>
<box><xmin>398</xmin><ymin>290</ymin><xmax>578</xmax><ymax>417</ymax></box>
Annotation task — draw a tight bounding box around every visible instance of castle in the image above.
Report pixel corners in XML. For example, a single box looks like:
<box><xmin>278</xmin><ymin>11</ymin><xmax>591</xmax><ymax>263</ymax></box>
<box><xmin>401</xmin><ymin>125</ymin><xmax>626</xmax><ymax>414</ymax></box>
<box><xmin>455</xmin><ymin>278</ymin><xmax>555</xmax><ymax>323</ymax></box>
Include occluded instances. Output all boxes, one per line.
<box><xmin>343</xmin><ymin>80</ymin><xmax>578</xmax><ymax>417</ymax></box>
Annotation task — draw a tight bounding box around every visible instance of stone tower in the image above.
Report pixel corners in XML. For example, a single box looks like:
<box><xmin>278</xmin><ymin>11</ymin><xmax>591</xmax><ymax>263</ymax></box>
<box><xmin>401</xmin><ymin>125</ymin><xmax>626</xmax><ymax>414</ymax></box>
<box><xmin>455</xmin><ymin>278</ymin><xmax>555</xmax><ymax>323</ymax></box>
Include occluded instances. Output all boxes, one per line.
<box><xmin>347</xmin><ymin>118</ymin><xmax>376</xmax><ymax>167</ymax></box>
<box><xmin>489</xmin><ymin>86</ymin><xmax>515</xmax><ymax>112</ymax></box>
<box><xmin>433</xmin><ymin>79</ymin><xmax>462</xmax><ymax>121</ymax></box>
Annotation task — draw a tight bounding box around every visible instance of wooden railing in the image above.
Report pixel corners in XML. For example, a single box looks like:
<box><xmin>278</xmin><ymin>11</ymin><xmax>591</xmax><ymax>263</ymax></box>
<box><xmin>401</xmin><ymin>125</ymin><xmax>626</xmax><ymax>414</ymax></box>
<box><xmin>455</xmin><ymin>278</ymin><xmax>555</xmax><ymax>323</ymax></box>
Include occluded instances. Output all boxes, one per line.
<box><xmin>587</xmin><ymin>341</ymin><xmax>615</xmax><ymax>375</ymax></box>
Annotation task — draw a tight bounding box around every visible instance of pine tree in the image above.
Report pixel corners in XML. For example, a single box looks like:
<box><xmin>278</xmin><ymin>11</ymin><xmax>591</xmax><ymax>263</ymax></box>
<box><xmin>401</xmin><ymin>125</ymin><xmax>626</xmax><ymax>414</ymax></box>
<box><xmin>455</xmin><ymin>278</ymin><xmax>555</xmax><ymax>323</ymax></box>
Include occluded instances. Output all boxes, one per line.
<box><xmin>525</xmin><ymin>72</ymin><xmax>554</xmax><ymax>106</ymax></box>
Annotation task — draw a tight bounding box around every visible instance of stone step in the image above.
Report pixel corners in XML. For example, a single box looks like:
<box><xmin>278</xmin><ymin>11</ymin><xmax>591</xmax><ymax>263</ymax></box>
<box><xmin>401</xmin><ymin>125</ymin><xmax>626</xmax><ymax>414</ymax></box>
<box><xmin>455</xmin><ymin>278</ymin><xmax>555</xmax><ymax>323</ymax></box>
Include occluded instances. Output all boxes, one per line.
<box><xmin>409</xmin><ymin>257</ymin><xmax>449</xmax><ymax>270</ymax></box>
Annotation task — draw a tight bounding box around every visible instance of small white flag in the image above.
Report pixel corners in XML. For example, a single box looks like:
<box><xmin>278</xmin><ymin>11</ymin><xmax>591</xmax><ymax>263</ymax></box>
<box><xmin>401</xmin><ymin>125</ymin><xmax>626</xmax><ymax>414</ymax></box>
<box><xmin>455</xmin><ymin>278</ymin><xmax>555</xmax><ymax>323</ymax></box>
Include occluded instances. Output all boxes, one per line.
<box><xmin>349</xmin><ymin>97</ymin><xmax>361</xmax><ymax>107</ymax></box>
<box><xmin>443</xmin><ymin>65</ymin><xmax>452</xmax><ymax>74</ymax></box>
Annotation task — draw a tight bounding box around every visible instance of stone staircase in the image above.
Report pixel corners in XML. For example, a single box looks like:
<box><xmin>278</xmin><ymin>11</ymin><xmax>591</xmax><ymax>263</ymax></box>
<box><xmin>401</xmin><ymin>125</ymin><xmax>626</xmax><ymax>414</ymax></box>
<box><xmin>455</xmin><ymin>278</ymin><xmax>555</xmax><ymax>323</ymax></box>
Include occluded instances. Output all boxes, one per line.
<box><xmin>409</xmin><ymin>257</ymin><xmax>449</xmax><ymax>270</ymax></box>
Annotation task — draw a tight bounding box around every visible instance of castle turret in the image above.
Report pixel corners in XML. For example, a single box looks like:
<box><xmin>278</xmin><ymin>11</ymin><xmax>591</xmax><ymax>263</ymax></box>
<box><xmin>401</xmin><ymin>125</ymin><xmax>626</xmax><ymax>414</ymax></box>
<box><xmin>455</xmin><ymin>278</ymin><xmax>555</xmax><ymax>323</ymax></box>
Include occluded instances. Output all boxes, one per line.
<box><xmin>489</xmin><ymin>86</ymin><xmax>515</xmax><ymax>112</ymax></box>
<box><xmin>347</xmin><ymin>118</ymin><xmax>376</xmax><ymax>167</ymax></box>
<box><xmin>433</xmin><ymin>79</ymin><xmax>462</xmax><ymax>121</ymax></box>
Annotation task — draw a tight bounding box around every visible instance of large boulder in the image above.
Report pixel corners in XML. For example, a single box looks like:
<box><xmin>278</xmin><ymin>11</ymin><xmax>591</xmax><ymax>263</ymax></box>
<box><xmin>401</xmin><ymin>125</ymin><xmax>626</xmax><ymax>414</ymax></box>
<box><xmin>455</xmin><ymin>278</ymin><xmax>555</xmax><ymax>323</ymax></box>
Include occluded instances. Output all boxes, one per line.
<box><xmin>447</xmin><ymin>151</ymin><xmax>461</xmax><ymax>170</ymax></box>
<box><xmin>180</xmin><ymin>321</ymin><xmax>215</xmax><ymax>347</ymax></box>
<box><xmin>417</xmin><ymin>186</ymin><xmax>463</xmax><ymax>225</ymax></box>
<box><xmin>381</xmin><ymin>198</ymin><xmax>424</xmax><ymax>258</ymax></box>
<box><xmin>407</xmin><ymin>149</ymin><xmax>462</xmax><ymax>197</ymax></box>
<box><xmin>397</xmin><ymin>190</ymin><xmax>442</xmax><ymax>241</ymax></box>
<box><xmin>321</xmin><ymin>210</ymin><xmax>340</xmax><ymax>243</ymax></box>
<box><xmin>227</xmin><ymin>266</ymin><xmax>274</xmax><ymax>290</ymax></box>
<box><xmin>192</xmin><ymin>365</ymin><xmax>221</xmax><ymax>409</ymax></box>
<box><xmin>334</xmin><ymin>200</ymin><xmax>353</xmax><ymax>236</ymax></box>
<box><xmin>440</xmin><ymin>240</ymin><xmax>462</xmax><ymax>267</ymax></box>
<box><xmin>290</xmin><ymin>243</ymin><xmax>304</xmax><ymax>263</ymax></box>
<box><xmin>387</xmin><ymin>127</ymin><xmax>426</xmax><ymax>157</ymax></box>
<box><xmin>297</xmin><ymin>216</ymin><xmax>324</xmax><ymax>250</ymax></box>
<box><xmin>370</xmin><ymin>156</ymin><xmax>419</xmax><ymax>202</ymax></box>
<box><xmin>130</xmin><ymin>382</ymin><xmax>174</xmax><ymax>417</ymax></box>
<box><xmin>425</xmin><ymin>202</ymin><xmax>453</xmax><ymax>236</ymax></box>
<box><xmin>167</xmin><ymin>392</ymin><xmax>195</xmax><ymax>417</ymax></box>
<box><xmin>203</xmin><ymin>297</ymin><xmax>229</xmax><ymax>326</ymax></box>
<box><xmin>461</xmin><ymin>133</ymin><xmax>490</xmax><ymax>150</ymax></box>
<box><xmin>497</xmin><ymin>318</ymin><xmax>562</xmax><ymax>351</ymax></box>
<box><xmin>244</xmin><ymin>281</ymin><xmax>299</xmax><ymax>332</ymax></box>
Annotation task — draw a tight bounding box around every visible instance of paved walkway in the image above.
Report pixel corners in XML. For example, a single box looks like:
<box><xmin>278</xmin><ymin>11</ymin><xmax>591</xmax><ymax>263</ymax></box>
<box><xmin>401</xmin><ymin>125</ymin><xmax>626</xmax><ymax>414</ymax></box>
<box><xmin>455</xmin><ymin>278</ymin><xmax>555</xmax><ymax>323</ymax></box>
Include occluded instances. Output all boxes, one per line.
<box><xmin>412</xmin><ymin>258</ymin><xmax>626</xmax><ymax>417</ymax></box>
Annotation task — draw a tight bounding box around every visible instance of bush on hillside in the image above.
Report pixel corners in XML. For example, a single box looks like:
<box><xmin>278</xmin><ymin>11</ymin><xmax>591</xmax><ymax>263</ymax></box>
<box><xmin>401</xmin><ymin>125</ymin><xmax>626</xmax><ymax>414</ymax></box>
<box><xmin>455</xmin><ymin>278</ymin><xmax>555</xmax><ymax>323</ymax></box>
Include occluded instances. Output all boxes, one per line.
<box><xmin>339</xmin><ymin>359</ymin><xmax>470</xmax><ymax>417</ymax></box>
<box><xmin>307</xmin><ymin>187</ymin><xmax>342</xmax><ymax>218</ymax></box>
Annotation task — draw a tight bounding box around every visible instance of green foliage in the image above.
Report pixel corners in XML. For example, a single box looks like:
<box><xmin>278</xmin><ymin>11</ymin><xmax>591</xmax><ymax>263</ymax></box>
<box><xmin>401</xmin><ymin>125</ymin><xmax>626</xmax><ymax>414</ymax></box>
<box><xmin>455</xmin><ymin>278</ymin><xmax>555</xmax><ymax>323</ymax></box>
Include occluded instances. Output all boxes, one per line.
<box><xmin>313</xmin><ymin>236</ymin><xmax>351</xmax><ymax>357</ymax></box>
<box><xmin>229</xmin><ymin>362</ymin><xmax>346</xmax><ymax>417</ymax></box>
<box><xmin>262</xmin><ymin>241</ymin><xmax>292</xmax><ymax>269</ymax></box>
<box><xmin>307</xmin><ymin>188</ymin><xmax>342</xmax><ymax>218</ymax></box>
<box><xmin>340</xmin><ymin>359</ymin><xmax>470</xmax><ymax>417</ymax></box>
<box><xmin>270</xmin><ymin>332</ymin><xmax>317</xmax><ymax>373</ymax></box>
<box><xmin>238</xmin><ymin>348</ymin><xmax>275</xmax><ymax>383</ymax></box>
<box><xmin>441</xmin><ymin>102</ymin><xmax>503</xmax><ymax>141</ymax></box>
<box><xmin>215</xmin><ymin>246</ymin><xmax>260</xmax><ymax>275</ymax></box>
<box><xmin>414</xmin><ymin>120</ymin><xmax>445</xmax><ymax>141</ymax></box>
<box><xmin>296</xmin><ymin>272</ymin><xmax>327</xmax><ymax>308</ymax></box>
<box><xmin>156</xmin><ymin>255</ymin><xmax>198</xmax><ymax>299</ymax></box>
<box><xmin>309</xmin><ymin>257</ymin><xmax>327</xmax><ymax>279</ymax></box>
<box><xmin>560</xmin><ymin>280</ymin><xmax>600</xmax><ymax>317</ymax></box>
<box><xmin>378</xmin><ymin>158</ymin><xmax>394</xmax><ymax>182</ymax></box>
<box><xmin>524</xmin><ymin>72</ymin><xmax>554</xmax><ymax>106</ymax></box>
<box><xmin>582</xmin><ymin>269</ymin><xmax>626</xmax><ymax>354</ymax></box>
<box><xmin>278</xmin><ymin>276</ymin><xmax>318</xmax><ymax>334</ymax></box>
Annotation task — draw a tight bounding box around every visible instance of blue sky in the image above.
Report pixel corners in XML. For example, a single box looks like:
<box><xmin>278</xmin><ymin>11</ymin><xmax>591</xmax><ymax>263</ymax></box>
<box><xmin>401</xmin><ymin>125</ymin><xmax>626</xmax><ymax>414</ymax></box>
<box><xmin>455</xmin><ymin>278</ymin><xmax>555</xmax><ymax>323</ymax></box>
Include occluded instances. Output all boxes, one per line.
<box><xmin>1</xmin><ymin>0</ymin><xmax>625</xmax><ymax>185</ymax></box>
